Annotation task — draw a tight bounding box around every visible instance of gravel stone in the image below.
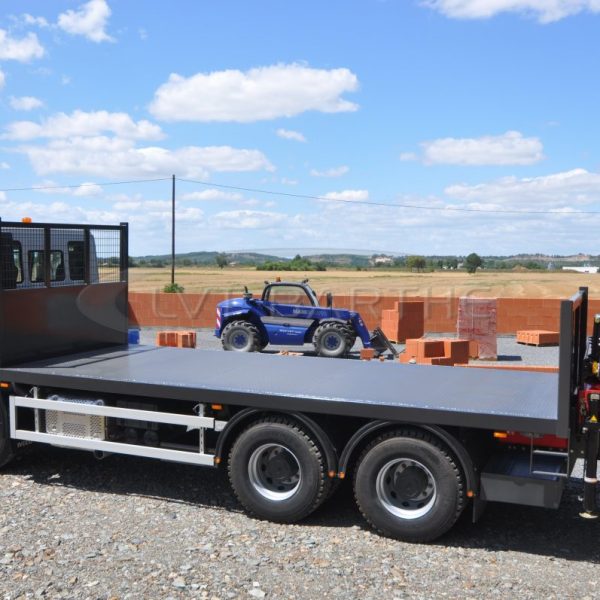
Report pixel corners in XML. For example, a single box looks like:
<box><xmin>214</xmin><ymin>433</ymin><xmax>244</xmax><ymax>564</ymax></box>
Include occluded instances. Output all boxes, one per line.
<box><xmin>0</xmin><ymin>446</ymin><xmax>597</xmax><ymax>599</ymax></box>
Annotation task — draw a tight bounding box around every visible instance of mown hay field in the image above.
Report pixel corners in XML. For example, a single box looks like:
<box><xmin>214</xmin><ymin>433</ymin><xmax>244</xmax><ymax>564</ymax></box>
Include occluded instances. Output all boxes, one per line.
<box><xmin>129</xmin><ymin>267</ymin><xmax>600</xmax><ymax>298</ymax></box>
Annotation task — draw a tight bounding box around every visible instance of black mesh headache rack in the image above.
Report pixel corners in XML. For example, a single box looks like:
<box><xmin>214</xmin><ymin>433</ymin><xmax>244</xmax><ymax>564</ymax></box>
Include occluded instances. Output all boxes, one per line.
<box><xmin>0</xmin><ymin>219</ymin><xmax>129</xmax><ymax>366</ymax></box>
<box><xmin>0</xmin><ymin>217</ymin><xmax>580</xmax><ymax>437</ymax></box>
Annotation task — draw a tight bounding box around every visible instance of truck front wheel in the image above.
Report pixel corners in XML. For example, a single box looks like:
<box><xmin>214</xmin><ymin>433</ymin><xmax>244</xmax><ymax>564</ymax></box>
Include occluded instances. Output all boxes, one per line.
<box><xmin>221</xmin><ymin>320</ymin><xmax>261</xmax><ymax>352</ymax></box>
<box><xmin>0</xmin><ymin>398</ymin><xmax>15</xmax><ymax>469</ymax></box>
<box><xmin>353</xmin><ymin>430</ymin><xmax>466</xmax><ymax>542</ymax></box>
<box><xmin>228</xmin><ymin>417</ymin><xmax>330</xmax><ymax>522</ymax></box>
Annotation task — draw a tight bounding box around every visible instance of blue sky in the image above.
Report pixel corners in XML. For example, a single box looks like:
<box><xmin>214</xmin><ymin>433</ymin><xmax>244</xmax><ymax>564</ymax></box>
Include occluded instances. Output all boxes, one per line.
<box><xmin>1</xmin><ymin>0</ymin><xmax>600</xmax><ymax>256</ymax></box>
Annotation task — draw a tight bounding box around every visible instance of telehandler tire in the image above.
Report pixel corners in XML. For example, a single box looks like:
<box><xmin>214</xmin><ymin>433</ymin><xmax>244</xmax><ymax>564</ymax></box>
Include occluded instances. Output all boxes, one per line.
<box><xmin>313</xmin><ymin>322</ymin><xmax>354</xmax><ymax>358</ymax></box>
<box><xmin>221</xmin><ymin>320</ymin><xmax>262</xmax><ymax>352</ymax></box>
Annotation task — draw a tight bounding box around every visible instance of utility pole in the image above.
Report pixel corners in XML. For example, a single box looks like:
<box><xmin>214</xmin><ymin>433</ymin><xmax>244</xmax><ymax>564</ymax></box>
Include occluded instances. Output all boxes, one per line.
<box><xmin>171</xmin><ymin>174</ymin><xmax>175</xmax><ymax>286</ymax></box>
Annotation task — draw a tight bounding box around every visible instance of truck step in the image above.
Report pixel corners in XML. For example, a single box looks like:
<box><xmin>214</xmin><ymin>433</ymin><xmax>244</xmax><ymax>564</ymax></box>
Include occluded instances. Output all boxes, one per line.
<box><xmin>480</xmin><ymin>451</ymin><xmax>566</xmax><ymax>509</ymax></box>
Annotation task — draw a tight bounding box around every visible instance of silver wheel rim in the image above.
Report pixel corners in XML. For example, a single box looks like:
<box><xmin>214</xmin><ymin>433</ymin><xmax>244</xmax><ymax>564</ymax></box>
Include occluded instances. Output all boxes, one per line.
<box><xmin>248</xmin><ymin>443</ymin><xmax>302</xmax><ymax>501</ymax></box>
<box><xmin>375</xmin><ymin>458</ymin><xmax>437</xmax><ymax>520</ymax></box>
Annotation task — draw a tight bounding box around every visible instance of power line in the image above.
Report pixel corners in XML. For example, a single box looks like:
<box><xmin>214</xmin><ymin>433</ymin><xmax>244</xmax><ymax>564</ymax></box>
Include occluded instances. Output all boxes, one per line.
<box><xmin>1</xmin><ymin>174</ymin><xmax>599</xmax><ymax>216</ymax></box>
<box><xmin>0</xmin><ymin>177</ymin><xmax>171</xmax><ymax>193</ymax></box>
<box><xmin>177</xmin><ymin>177</ymin><xmax>600</xmax><ymax>216</ymax></box>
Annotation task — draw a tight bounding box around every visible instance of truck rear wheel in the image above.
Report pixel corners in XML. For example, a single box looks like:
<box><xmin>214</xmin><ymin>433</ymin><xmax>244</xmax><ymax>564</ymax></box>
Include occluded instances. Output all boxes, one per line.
<box><xmin>0</xmin><ymin>398</ymin><xmax>16</xmax><ymax>469</ymax></box>
<box><xmin>221</xmin><ymin>320</ymin><xmax>261</xmax><ymax>352</ymax></box>
<box><xmin>353</xmin><ymin>430</ymin><xmax>466</xmax><ymax>542</ymax></box>
<box><xmin>313</xmin><ymin>322</ymin><xmax>354</xmax><ymax>358</ymax></box>
<box><xmin>228</xmin><ymin>417</ymin><xmax>330</xmax><ymax>522</ymax></box>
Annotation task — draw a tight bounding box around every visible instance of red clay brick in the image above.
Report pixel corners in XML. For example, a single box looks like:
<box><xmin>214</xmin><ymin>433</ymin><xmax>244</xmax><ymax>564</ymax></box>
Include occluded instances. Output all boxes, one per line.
<box><xmin>360</xmin><ymin>348</ymin><xmax>376</xmax><ymax>361</ymax></box>
<box><xmin>517</xmin><ymin>330</ymin><xmax>559</xmax><ymax>346</ymax></box>
<box><xmin>156</xmin><ymin>330</ymin><xmax>196</xmax><ymax>348</ymax></box>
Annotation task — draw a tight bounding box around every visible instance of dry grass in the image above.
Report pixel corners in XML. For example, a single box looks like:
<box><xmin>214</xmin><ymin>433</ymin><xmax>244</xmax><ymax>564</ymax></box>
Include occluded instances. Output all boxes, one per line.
<box><xmin>128</xmin><ymin>267</ymin><xmax>600</xmax><ymax>298</ymax></box>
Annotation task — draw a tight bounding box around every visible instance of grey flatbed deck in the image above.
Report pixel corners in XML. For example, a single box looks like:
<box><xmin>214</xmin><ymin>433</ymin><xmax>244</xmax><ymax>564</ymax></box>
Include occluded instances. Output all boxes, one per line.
<box><xmin>0</xmin><ymin>345</ymin><xmax>560</xmax><ymax>434</ymax></box>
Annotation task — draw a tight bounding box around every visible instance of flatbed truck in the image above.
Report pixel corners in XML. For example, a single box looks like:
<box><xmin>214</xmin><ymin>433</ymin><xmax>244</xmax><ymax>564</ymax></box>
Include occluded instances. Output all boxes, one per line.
<box><xmin>0</xmin><ymin>220</ymin><xmax>599</xmax><ymax>543</ymax></box>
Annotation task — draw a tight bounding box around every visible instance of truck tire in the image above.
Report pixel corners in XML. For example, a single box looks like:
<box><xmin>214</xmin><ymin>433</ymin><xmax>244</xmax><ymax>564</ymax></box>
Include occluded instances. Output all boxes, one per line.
<box><xmin>221</xmin><ymin>320</ymin><xmax>261</xmax><ymax>352</ymax></box>
<box><xmin>313</xmin><ymin>322</ymin><xmax>354</xmax><ymax>358</ymax></box>
<box><xmin>353</xmin><ymin>429</ymin><xmax>466</xmax><ymax>542</ymax></box>
<box><xmin>0</xmin><ymin>398</ymin><xmax>16</xmax><ymax>469</ymax></box>
<box><xmin>228</xmin><ymin>417</ymin><xmax>331</xmax><ymax>523</ymax></box>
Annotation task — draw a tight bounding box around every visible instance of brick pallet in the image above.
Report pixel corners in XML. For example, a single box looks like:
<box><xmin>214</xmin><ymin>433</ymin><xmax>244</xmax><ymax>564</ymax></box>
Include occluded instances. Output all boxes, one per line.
<box><xmin>457</xmin><ymin>298</ymin><xmax>497</xmax><ymax>360</ymax></box>
<box><xmin>516</xmin><ymin>330</ymin><xmax>559</xmax><ymax>346</ymax></box>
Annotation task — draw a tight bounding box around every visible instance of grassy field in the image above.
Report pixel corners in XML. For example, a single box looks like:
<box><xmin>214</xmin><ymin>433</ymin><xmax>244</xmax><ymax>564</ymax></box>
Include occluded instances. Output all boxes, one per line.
<box><xmin>129</xmin><ymin>267</ymin><xmax>600</xmax><ymax>298</ymax></box>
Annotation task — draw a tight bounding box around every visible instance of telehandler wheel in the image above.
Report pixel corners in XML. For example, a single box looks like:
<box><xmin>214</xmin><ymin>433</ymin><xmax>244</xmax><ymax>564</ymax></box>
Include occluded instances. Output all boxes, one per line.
<box><xmin>228</xmin><ymin>417</ymin><xmax>331</xmax><ymax>523</ymax></box>
<box><xmin>353</xmin><ymin>429</ymin><xmax>466</xmax><ymax>542</ymax></box>
<box><xmin>0</xmin><ymin>398</ymin><xmax>16</xmax><ymax>469</ymax></box>
<box><xmin>221</xmin><ymin>320</ymin><xmax>261</xmax><ymax>352</ymax></box>
<box><xmin>313</xmin><ymin>322</ymin><xmax>354</xmax><ymax>358</ymax></box>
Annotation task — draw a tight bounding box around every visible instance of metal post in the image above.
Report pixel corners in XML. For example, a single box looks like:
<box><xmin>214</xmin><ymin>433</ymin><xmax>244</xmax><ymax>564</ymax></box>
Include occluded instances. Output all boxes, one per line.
<box><xmin>43</xmin><ymin>226</ymin><xmax>51</xmax><ymax>288</ymax></box>
<box><xmin>84</xmin><ymin>228</ymin><xmax>91</xmax><ymax>285</ymax></box>
<box><xmin>119</xmin><ymin>222</ymin><xmax>129</xmax><ymax>284</ymax></box>
<box><xmin>171</xmin><ymin>174</ymin><xmax>175</xmax><ymax>286</ymax></box>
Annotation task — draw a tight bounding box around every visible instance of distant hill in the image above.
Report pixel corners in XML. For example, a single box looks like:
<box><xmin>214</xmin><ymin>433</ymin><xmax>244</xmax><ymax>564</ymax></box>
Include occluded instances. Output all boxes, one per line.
<box><xmin>131</xmin><ymin>250</ymin><xmax>600</xmax><ymax>270</ymax></box>
<box><xmin>134</xmin><ymin>251</ymin><xmax>284</xmax><ymax>266</ymax></box>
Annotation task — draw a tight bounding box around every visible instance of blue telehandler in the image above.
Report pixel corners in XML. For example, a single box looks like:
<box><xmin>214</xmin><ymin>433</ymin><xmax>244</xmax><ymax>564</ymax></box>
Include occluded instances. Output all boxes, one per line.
<box><xmin>215</xmin><ymin>279</ymin><xmax>398</xmax><ymax>358</ymax></box>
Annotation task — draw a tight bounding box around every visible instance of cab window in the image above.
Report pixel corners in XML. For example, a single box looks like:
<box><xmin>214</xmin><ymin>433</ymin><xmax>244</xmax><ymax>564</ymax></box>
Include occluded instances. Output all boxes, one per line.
<box><xmin>68</xmin><ymin>241</ymin><xmax>85</xmax><ymax>280</ymax></box>
<box><xmin>12</xmin><ymin>242</ymin><xmax>23</xmax><ymax>284</ymax></box>
<box><xmin>0</xmin><ymin>237</ymin><xmax>21</xmax><ymax>288</ymax></box>
<box><xmin>28</xmin><ymin>250</ymin><xmax>65</xmax><ymax>283</ymax></box>
<box><xmin>266</xmin><ymin>285</ymin><xmax>314</xmax><ymax>306</ymax></box>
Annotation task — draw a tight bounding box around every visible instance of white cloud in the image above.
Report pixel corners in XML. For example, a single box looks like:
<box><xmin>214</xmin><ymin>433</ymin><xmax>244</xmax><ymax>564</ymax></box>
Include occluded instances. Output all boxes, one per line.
<box><xmin>150</xmin><ymin>63</ymin><xmax>359</xmax><ymax>122</ymax></box>
<box><xmin>0</xmin><ymin>192</ymin><xmax>6</xmax><ymax>202</ymax></box>
<box><xmin>4</xmin><ymin>110</ymin><xmax>164</xmax><ymax>141</ymax></box>
<box><xmin>9</xmin><ymin>96</ymin><xmax>44</xmax><ymax>111</ymax></box>
<box><xmin>0</xmin><ymin>29</ymin><xmax>45</xmax><ymax>62</ymax></box>
<box><xmin>310</xmin><ymin>165</ymin><xmax>350</xmax><ymax>178</ymax></box>
<box><xmin>445</xmin><ymin>168</ymin><xmax>600</xmax><ymax>209</ymax></box>
<box><xmin>276</xmin><ymin>128</ymin><xmax>307</xmax><ymax>143</ymax></box>
<box><xmin>0</xmin><ymin>69</ymin><xmax>4</xmax><ymax>90</ymax></box>
<box><xmin>322</xmin><ymin>189</ymin><xmax>369</xmax><ymax>202</ymax></box>
<box><xmin>73</xmin><ymin>182</ymin><xmax>103</xmax><ymax>196</ymax></box>
<box><xmin>422</xmin><ymin>0</ymin><xmax>600</xmax><ymax>23</ymax></box>
<box><xmin>30</xmin><ymin>180</ymin><xmax>103</xmax><ymax>196</ymax></box>
<box><xmin>0</xmin><ymin>162</ymin><xmax>9</xmax><ymax>169</ymax></box>
<box><xmin>213</xmin><ymin>210</ymin><xmax>287</xmax><ymax>230</ymax></box>
<box><xmin>181</xmin><ymin>189</ymin><xmax>243</xmax><ymax>202</ymax></box>
<box><xmin>57</xmin><ymin>0</ymin><xmax>114</xmax><ymax>43</ymax></box>
<box><xmin>23</xmin><ymin>14</ymin><xmax>50</xmax><ymax>28</ymax></box>
<box><xmin>421</xmin><ymin>131</ymin><xmax>544</xmax><ymax>166</ymax></box>
<box><xmin>18</xmin><ymin>136</ymin><xmax>274</xmax><ymax>179</ymax></box>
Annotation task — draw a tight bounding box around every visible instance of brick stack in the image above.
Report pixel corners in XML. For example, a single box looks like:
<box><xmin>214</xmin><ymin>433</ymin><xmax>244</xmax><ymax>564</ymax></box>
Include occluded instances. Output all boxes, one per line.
<box><xmin>516</xmin><ymin>330</ymin><xmax>559</xmax><ymax>346</ymax></box>
<box><xmin>156</xmin><ymin>331</ymin><xmax>197</xmax><ymax>348</ymax></box>
<box><xmin>380</xmin><ymin>300</ymin><xmax>425</xmax><ymax>343</ymax></box>
<box><xmin>457</xmin><ymin>298</ymin><xmax>497</xmax><ymax>360</ymax></box>
<box><xmin>399</xmin><ymin>338</ymin><xmax>470</xmax><ymax>366</ymax></box>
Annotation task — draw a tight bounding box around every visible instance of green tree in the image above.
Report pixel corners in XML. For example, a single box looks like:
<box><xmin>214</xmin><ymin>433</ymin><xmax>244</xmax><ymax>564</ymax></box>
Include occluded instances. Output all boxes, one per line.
<box><xmin>406</xmin><ymin>255</ymin><xmax>426</xmax><ymax>272</ymax></box>
<box><xmin>465</xmin><ymin>253</ymin><xmax>483</xmax><ymax>274</ymax></box>
<box><xmin>215</xmin><ymin>253</ymin><xmax>229</xmax><ymax>269</ymax></box>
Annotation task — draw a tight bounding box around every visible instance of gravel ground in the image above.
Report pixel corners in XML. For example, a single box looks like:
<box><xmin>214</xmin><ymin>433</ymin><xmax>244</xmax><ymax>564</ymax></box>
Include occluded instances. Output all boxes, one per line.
<box><xmin>0</xmin><ymin>329</ymin><xmax>573</xmax><ymax>599</ymax></box>
<box><xmin>1</xmin><ymin>447</ymin><xmax>599</xmax><ymax>600</ymax></box>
